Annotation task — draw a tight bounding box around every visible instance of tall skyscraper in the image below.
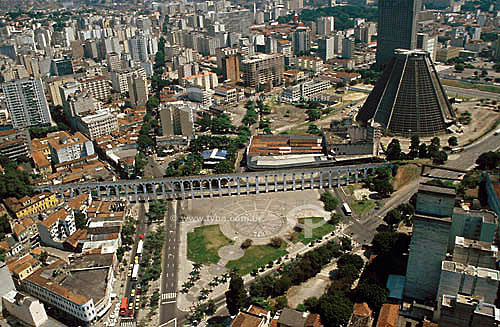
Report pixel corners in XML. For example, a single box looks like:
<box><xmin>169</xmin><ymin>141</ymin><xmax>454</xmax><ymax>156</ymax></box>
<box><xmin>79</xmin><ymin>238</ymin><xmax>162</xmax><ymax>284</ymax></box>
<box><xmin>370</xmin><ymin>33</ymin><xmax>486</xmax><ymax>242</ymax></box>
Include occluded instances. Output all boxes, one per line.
<box><xmin>4</xmin><ymin>78</ymin><xmax>51</xmax><ymax>128</ymax></box>
<box><xmin>160</xmin><ymin>102</ymin><xmax>194</xmax><ymax>137</ymax></box>
<box><xmin>128</xmin><ymin>76</ymin><xmax>149</xmax><ymax>108</ymax></box>
<box><xmin>317</xmin><ymin>17</ymin><xmax>335</xmax><ymax>35</ymax></box>
<box><xmin>318</xmin><ymin>37</ymin><xmax>335</xmax><ymax>61</ymax></box>
<box><xmin>376</xmin><ymin>0</ymin><xmax>420</xmax><ymax>67</ymax></box>
<box><xmin>342</xmin><ymin>37</ymin><xmax>354</xmax><ymax>59</ymax></box>
<box><xmin>292</xmin><ymin>26</ymin><xmax>311</xmax><ymax>55</ymax></box>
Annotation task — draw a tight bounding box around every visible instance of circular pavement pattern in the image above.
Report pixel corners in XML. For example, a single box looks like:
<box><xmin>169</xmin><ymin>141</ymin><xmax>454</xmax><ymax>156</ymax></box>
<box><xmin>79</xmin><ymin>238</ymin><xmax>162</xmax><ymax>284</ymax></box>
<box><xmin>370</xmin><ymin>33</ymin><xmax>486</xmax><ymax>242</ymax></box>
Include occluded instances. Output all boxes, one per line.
<box><xmin>218</xmin><ymin>245</ymin><xmax>244</xmax><ymax>261</ymax></box>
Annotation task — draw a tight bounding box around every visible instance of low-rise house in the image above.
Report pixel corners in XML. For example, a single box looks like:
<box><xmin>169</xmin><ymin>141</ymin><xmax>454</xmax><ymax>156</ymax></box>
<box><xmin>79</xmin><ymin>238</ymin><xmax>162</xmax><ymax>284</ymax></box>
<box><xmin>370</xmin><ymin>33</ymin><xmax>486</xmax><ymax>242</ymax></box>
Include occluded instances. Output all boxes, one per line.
<box><xmin>376</xmin><ymin>304</ymin><xmax>399</xmax><ymax>327</ymax></box>
<box><xmin>349</xmin><ymin>302</ymin><xmax>373</xmax><ymax>327</ymax></box>
<box><xmin>232</xmin><ymin>305</ymin><xmax>271</xmax><ymax>327</ymax></box>
<box><xmin>2</xmin><ymin>290</ymin><xmax>49</xmax><ymax>327</ymax></box>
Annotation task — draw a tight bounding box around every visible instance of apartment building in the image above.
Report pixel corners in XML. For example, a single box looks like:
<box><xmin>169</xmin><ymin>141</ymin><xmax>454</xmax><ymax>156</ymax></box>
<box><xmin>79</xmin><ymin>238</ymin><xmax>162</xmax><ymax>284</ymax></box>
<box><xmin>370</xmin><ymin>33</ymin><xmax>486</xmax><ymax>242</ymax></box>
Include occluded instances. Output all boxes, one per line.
<box><xmin>160</xmin><ymin>101</ymin><xmax>195</xmax><ymax>137</ymax></box>
<box><xmin>0</xmin><ymin>128</ymin><xmax>32</xmax><ymax>160</ymax></box>
<box><xmin>47</xmin><ymin>131</ymin><xmax>95</xmax><ymax>164</ymax></box>
<box><xmin>3</xmin><ymin>78</ymin><xmax>51</xmax><ymax>128</ymax></box>
<box><xmin>79</xmin><ymin>76</ymin><xmax>111</xmax><ymax>101</ymax></box>
<box><xmin>76</xmin><ymin>110</ymin><xmax>118</xmax><ymax>140</ymax></box>
<box><xmin>293</xmin><ymin>56</ymin><xmax>324</xmax><ymax>73</ymax></box>
<box><xmin>241</xmin><ymin>53</ymin><xmax>284</xmax><ymax>88</ymax></box>
<box><xmin>282</xmin><ymin>79</ymin><xmax>330</xmax><ymax>102</ymax></box>
<box><xmin>214</xmin><ymin>86</ymin><xmax>238</xmax><ymax>104</ymax></box>
<box><xmin>110</xmin><ymin>68</ymin><xmax>146</xmax><ymax>94</ymax></box>
<box><xmin>182</xmin><ymin>71</ymin><xmax>218</xmax><ymax>91</ymax></box>
<box><xmin>3</xmin><ymin>193</ymin><xmax>59</xmax><ymax>219</ymax></box>
<box><xmin>37</xmin><ymin>208</ymin><xmax>76</xmax><ymax>248</ymax></box>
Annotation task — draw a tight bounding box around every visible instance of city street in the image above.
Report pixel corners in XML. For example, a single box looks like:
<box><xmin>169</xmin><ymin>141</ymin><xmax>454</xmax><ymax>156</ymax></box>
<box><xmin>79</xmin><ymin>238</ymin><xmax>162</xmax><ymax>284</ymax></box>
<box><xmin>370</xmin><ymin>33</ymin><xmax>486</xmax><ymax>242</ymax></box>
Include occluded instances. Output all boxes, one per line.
<box><xmin>159</xmin><ymin>200</ymin><xmax>181</xmax><ymax>327</ymax></box>
<box><xmin>443</xmin><ymin>85</ymin><xmax>500</xmax><ymax>100</ymax></box>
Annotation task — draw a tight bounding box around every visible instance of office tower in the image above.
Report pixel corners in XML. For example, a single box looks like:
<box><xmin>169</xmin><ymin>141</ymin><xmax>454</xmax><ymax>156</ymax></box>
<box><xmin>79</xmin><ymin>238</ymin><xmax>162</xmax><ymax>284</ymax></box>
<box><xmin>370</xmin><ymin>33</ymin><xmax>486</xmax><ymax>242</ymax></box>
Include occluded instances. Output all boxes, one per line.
<box><xmin>160</xmin><ymin>102</ymin><xmax>194</xmax><ymax>137</ymax></box>
<box><xmin>287</xmin><ymin>0</ymin><xmax>304</xmax><ymax>10</ymax></box>
<box><xmin>3</xmin><ymin>78</ymin><xmax>51</xmax><ymax>128</ymax></box>
<box><xmin>222</xmin><ymin>55</ymin><xmax>240</xmax><ymax>82</ymax></box>
<box><xmin>128</xmin><ymin>76</ymin><xmax>149</xmax><ymax>108</ymax></box>
<box><xmin>129</xmin><ymin>36</ymin><xmax>149</xmax><ymax>62</ymax></box>
<box><xmin>265</xmin><ymin>37</ymin><xmax>277</xmax><ymax>54</ymax></box>
<box><xmin>84</xmin><ymin>40</ymin><xmax>99</xmax><ymax>59</ymax></box>
<box><xmin>357</xmin><ymin>49</ymin><xmax>455</xmax><ymax>137</ymax></box>
<box><xmin>50</xmin><ymin>58</ymin><xmax>74</xmax><ymax>76</ymax></box>
<box><xmin>376</xmin><ymin>0</ymin><xmax>420</xmax><ymax>67</ymax></box>
<box><xmin>404</xmin><ymin>186</ymin><xmax>454</xmax><ymax>301</ymax></box>
<box><xmin>333</xmin><ymin>32</ymin><xmax>343</xmax><ymax>55</ymax></box>
<box><xmin>342</xmin><ymin>37</ymin><xmax>354</xmax><ymax>58</ymax></box>
<box><xmin>317</xmin><ymin>17</ymin><xmax>335</xmax><ymax>35</ymax></box>
<box><xmin>107</xmin><ymin>52</ymin><xmax>121</xmax><ymax>71</ymax></box>
<box><xmin>79</xmin><ymin>76</ymin><xmax>111</xmax><ymax>101</ymax></box>
<box><xmin>240</xmin><ymin>53</ymin><xmax>284</xmax><ymax>88</ymax></box>
<box><xmin>416</xmin><ymin>33</ymin><xmax>437</xmax><ymax>61</ymax></box>
<box><xmin>71</xmin><ymin>40</ymin><xmax>84</xmax><ymax>59</ymax></box>
<box><xmin>318</xmin><ymin>37</ymin><xmax>335</xmax><ymax>61</ymax></box>
<box><xmin>292</xmin><ymin>26</ymin><xmax>311</xmax><ymax>55</ymax></box>
<box><xmin>438</xmin><ymin>295</ymin><xmax>500</xmax><ymax>327</ymax></box>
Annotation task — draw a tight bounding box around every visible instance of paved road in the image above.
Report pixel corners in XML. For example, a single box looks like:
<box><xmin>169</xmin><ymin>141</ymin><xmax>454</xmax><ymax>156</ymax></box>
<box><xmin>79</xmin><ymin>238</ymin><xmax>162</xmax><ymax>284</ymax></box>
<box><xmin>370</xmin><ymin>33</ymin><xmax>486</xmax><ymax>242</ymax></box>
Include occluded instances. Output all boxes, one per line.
<box><xmin>344</xmin><ymin>130</ymin><xmax>500</xmax><ymax>244</ymax></box>
<box><xmin>443</xmin><ymin>85</ymin><xmax>500</xmax><ymax>100</ymax></box>
<box><xmin>159</xmin><ymin>201</ymin><xmax>180</xmax><ymax>327</ymax></box>
<box><xmin>121</xmin><ymin>203</ymin><xmax>147</xmax><ymax>324</ymax></box>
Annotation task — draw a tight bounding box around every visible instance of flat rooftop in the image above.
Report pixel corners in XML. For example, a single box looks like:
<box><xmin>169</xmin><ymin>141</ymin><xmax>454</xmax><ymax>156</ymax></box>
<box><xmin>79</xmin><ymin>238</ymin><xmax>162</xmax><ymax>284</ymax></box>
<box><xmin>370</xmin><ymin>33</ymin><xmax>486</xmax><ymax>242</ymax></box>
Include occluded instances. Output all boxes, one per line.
<box><xmin>248</xmin><ymin>134</ymin><xmax>323</xmax><ymax>156</ymax></box>
<box><xmin>453</xmin><ymin>207</ymin><xmax>497</xmax><ymax>225</ymax></box>
<box><xmin>418</xmin><ymin>184</ymin><xmax>457</xmax><ymax>197</ymax></box>
<box><xmin>442</xmin><ymin>260</ymin><xmax>500</xmax><ymax>280</ymax></box>
<box><xmin>60</xmin><ymin>268</ymin><xmax>108</xmax><ymax>304</ymax></box>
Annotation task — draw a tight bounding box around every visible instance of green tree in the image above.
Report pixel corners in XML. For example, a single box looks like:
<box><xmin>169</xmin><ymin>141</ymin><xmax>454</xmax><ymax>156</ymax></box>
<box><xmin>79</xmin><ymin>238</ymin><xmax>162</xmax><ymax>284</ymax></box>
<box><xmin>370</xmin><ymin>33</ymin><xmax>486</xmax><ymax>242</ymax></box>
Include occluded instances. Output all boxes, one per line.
<box><xmin>318</xmin><ymin>293</ymin><xmax>353</xmax><ymax>327</ymax></box>
<box><xmin>372</xmin><ymin>178</ymin><xmax>394</xmax><ymax>197</ymax></box>
<box><xmin>433</xmin><ymin>150</ymin><xmax>448</xmax><ymax>165</ymax></box>
<box><xmin>212</xmin><ymin>114</ymin><xmax>234</xmax><ymax>134</ymax></box>
<box><xmin>352</xmin><ymin>283</ymin><xmax>387</xmax><ymax>311</ymax></box>
<box><xmin>320</xmin><ymin>191</ymin><xmax>339</xmax><ymax>211</ymax></box>
<box><xmin>306</xmin><ymin>109</ymin><xmax>321</xmax><ymax>121</ymax></box>
<box><xmin>74</xmin><ymin>212</ymin><xmax>87</xmax><ymax>230</ymax></box>
<box><xmin>454</xmin><ymin>63</ymin><xmax>465</xmax><ymax>72</ymax></box>
<box><xmin>214</xmin><ymin>161</ymin><xmax>234</xmax><ymax>174</ymax></box>
<box><xmin>225</xmin><ymin>273</ymin><xmax>248</xmax><ymax>315</ymax></box>
<box><xmin>307</xmin><ymin>124</ymin><xmax>321</xmax><ymax>134</ymax></box>
<box><xmin>409</xmin><ymin>135</ymin><xmax>420</xmax><ymax>159</ymax></box>
<box><xmin>448</xmin><ymin>136</ymin><xmax>458</xmax><ymax>147</ymax></box>
<box><xmin>372</xmin><ymin>231</ymin><xmax>410</xmax><ymax>256</ymax></box>
<box><xmin>303</xmin><ymin>297</ymin><xmax>320</xmax><ymax>313</ymax></box>
<box><xmin>386</xmin><ymin>139</ymin><xmax>401</xmax><ymax>161</ymax></box>
<box><xmin>418</xmin><ymin>143</ymin><xmax>428</xmax><ymax>158</ymax></box>
<box><xmin>338</xmin><ymin>254</ymin><xmax>364</xmax><ymax>270</ymax></box>
<box><xmin>383</xmin><ymin>209</ymin><xmax>402</xmax><ymax>228</ymax></box>
<box><xmin>199</xmin><ymin>116</ymin><xmax>212</xmax><ymax>132</ymax></box>
<box><xmin>476</xmin><ymin>151</ymin><xmax>500</xmax><ymax>170</ymax></box>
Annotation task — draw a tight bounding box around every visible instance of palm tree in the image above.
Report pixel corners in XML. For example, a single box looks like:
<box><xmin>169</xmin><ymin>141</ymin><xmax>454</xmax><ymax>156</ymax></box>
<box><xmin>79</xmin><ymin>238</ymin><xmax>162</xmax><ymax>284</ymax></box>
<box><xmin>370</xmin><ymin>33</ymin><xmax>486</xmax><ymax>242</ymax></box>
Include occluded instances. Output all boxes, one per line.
<box><xmin>193</xmin><ymin>263</ymin><xmax>202</xmax><ymax>271</ymax></box>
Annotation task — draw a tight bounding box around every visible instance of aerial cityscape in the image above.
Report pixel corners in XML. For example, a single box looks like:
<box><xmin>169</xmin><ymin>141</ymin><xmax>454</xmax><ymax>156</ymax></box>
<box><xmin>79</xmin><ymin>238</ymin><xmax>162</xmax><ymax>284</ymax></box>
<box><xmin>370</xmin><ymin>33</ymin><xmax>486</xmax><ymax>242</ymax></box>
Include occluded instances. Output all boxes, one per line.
<box><xmin>0</xmin><ymin>0</ymin><xmax>498</xmax><ymax>326</ymax></box>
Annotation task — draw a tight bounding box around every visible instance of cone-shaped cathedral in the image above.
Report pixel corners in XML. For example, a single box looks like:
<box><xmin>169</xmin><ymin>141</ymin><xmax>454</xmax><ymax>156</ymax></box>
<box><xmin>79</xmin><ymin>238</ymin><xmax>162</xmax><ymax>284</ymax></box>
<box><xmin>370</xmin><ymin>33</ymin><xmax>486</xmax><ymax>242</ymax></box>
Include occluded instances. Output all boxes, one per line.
<box><xmin>357</xmin><ymin>49</ymin><xmax>456</xmax><ymax>137</ymax></box>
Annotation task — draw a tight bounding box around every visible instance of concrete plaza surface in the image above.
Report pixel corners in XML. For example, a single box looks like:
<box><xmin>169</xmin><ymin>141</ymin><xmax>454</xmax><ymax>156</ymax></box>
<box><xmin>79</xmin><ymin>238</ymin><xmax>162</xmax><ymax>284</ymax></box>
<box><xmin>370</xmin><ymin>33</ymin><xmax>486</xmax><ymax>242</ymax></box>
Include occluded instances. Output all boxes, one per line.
<box><xmin>175</xmin><ymin>190</ymin><xmax>344</xmax><ymax>312</ymax></box>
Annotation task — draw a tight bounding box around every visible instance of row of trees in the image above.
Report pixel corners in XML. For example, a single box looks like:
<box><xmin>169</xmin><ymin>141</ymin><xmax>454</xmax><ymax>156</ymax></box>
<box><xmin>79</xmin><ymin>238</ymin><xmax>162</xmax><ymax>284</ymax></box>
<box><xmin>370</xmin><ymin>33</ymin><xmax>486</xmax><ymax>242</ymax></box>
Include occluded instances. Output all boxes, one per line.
<box><xmin>320</xmin><ymin>191</ymin><xmax>339</xmax><ymax>211</ymax></box>
<box><xmin>367</xmin><ymin>167</ymin><xmax>395</xmax><ymax>198</ymax></box>
<box><xmin>226</xmin><ymin>236</ymin><xmax>353</xmax><ymax>316</ymax></box>
<box><xmin>386</xmin><ymin>136</ymin><xmax>449</xmax><ymax>164</ymax></box>
<box><xmin>0</xmin><ymin>156</ymin><xmax>33</xmax><ymax>200</ymax></box>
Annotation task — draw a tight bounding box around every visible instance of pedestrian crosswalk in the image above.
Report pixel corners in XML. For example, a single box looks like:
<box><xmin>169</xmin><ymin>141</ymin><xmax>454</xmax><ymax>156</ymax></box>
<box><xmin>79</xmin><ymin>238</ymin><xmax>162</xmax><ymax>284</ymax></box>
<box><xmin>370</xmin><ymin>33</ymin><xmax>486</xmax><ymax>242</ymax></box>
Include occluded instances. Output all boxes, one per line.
<box><xmin>120</xmin><ymin>320</ymin><xmax>136</xmax><ymax>327</ymax></box>
<box><xmin>161</xmin><ymin>292</ymin><xmax>177</xmax><ymax>300</ymax></box>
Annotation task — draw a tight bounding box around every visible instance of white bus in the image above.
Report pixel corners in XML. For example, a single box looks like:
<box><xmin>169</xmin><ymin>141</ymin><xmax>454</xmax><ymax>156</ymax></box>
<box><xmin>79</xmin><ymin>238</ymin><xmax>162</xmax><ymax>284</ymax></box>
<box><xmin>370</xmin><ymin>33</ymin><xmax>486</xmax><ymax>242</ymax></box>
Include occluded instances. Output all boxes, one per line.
<box><xmin>136</xmin><ymin>240</ymin><xmax>144</xmax><ymax>256</ymax></box>
<box><xmin>342</xmin><ymin>203</ymin><xmax>352</xmax><ymax>216</ymax></box>
<box><xmin>131</xmin><ymin>264</ymin><xmax>139</xmax><ymax>281</ymax></box>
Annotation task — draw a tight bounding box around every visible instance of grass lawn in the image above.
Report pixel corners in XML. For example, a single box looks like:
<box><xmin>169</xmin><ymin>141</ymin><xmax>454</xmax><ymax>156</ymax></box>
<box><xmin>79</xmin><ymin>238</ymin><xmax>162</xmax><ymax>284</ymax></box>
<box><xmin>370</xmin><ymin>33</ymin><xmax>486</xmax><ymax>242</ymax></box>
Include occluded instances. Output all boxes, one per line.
<box><xmin>350</xmin><ymin>200</ymin><xmax>376</xmax><ymax>216</ymax></box>
<box><xmin>294</xmin><ymin>217</ymin><xmax>336</xmax><ymax>244</ymax></box>
<box><xmin>187</xmin><ymin>225</ymin><xmax>233</xmax><ymax>265</ymax></box>
<box><xmin>226</xmin><ymin>244</ymin><xmax>288</xmax><ymax>275</ymax></box>
<box><xmin>441</xmin><ymin>79</ymin><xmax>500</xmax><ymax>94</ymax></box>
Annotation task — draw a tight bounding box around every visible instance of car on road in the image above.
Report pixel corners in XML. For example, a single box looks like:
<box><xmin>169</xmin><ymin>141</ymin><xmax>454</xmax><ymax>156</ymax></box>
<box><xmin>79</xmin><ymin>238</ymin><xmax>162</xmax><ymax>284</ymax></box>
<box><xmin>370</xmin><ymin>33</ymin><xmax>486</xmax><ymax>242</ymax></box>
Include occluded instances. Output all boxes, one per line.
<box><xmin>130</xmin><ymin>289</ymin><xmax>135</xmax><ymax>297</ymax></box>
<box><xmin>139</xmin><ymin>234</ymin><xmax>144</xmax><ymax>239</ymax></box>
<box><xmin>128</xmin><ymin>303</ymin><xmax>133</xmax><ymax>311</ymax></box>
<box><xmin>135</xmin><ymin>303</ymin><xmax>140</xmax><ymax>310</ymax></box>
<box><xmin>128</xmin><ymin>270</ymin><xmax>132</xmax><ymax>277</ymax></box>
<box><xmin>135</xmin><ymin>256</ymin><xmax>139</xmax><ymax>264</ymax></box>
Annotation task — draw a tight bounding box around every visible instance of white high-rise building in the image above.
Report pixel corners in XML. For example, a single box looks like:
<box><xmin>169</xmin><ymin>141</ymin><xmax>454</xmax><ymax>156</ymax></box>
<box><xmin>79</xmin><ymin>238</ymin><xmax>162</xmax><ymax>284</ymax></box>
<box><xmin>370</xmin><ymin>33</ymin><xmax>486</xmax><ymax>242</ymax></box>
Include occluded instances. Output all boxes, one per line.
<box><xmin>129</xmin><ymin>36</ymin><xmax>149</xmax><ymax>62</ymax></box>
<box><xmin>3</xmin><ymin>78</ymin><xmax>51</xmax><ymax>128</ymax></box>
